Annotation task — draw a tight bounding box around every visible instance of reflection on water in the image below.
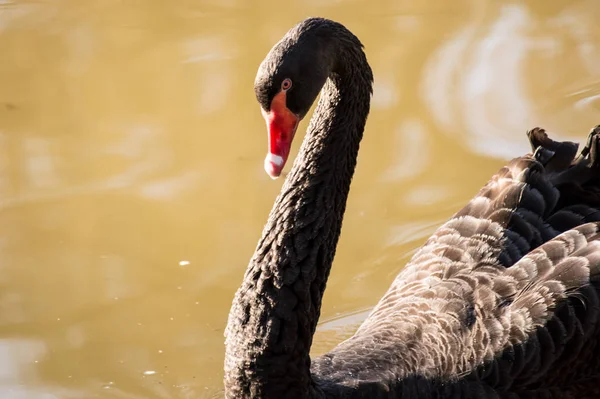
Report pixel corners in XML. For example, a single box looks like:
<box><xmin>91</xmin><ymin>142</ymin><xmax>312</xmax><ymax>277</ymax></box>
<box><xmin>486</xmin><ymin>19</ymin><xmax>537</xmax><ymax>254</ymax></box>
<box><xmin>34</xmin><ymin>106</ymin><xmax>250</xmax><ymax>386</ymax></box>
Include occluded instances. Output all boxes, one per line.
<box><xmin>1</xmin><ymin>0</ymin><xmax>600</xmax><ymax>397</ymax></box>
<box><xmin>423</xmin><ymin>2</ymin><xmax>600</xmax><ymax>158</ymax></box>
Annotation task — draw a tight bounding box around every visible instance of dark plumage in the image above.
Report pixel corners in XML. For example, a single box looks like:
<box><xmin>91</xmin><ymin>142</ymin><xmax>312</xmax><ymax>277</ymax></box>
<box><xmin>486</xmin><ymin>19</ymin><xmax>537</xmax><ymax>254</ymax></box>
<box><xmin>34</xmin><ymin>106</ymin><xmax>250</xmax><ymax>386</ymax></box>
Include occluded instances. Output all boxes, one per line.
<box><xmin>225</xmin><ymin>17</ymin><xmax>600</xmax><ymax>399</ymax></box>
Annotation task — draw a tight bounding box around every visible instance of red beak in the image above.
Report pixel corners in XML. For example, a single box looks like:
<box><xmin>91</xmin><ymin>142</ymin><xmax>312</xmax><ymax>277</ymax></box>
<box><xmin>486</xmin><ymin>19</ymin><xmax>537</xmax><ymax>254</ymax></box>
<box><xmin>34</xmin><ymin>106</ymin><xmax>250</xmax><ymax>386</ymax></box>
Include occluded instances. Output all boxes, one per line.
<box><xmin>261</xmin><ymin>91</ymin><xmax>299</xmax><ymax>179</ymax></box>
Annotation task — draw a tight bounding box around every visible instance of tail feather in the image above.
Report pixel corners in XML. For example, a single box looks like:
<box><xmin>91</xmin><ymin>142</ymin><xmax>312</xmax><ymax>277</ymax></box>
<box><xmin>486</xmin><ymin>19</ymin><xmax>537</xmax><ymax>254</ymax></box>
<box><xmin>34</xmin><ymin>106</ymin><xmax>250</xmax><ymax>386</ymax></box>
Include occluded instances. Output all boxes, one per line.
<box><xmin>543</xmin><ymin>126</ymin><xmax>600</xmax><ymax>209</ymax></box>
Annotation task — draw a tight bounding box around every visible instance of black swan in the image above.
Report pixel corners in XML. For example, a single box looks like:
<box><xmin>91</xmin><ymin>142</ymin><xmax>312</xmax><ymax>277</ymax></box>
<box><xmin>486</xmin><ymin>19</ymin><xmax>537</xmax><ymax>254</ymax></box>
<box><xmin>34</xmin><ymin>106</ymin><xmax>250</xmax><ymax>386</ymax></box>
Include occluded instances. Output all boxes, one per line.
<box><xmin>224</xmin><ymin>17</ymin><xmax>600</xmax><ymax>398</ymax></box>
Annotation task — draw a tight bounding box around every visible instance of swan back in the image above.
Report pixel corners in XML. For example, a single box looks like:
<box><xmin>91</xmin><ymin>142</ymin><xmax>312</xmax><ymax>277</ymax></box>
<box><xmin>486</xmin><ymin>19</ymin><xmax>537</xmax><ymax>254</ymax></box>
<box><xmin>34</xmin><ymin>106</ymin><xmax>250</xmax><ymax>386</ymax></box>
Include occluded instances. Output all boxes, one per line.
<box><xmin>312</xmin><ymin>128</ymin><xmax>600</xmax><ymax>398</ymax></box>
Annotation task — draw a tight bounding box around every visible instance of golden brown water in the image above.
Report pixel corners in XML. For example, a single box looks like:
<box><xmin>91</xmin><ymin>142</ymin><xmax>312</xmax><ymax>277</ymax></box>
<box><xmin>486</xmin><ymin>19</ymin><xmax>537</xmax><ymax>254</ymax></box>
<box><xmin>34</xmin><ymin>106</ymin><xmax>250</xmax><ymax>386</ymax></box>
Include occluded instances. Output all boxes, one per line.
<box><xmin>1</xmin><ymin>0</ymin><xmax>600</xmax><ymax>397</ymax></box>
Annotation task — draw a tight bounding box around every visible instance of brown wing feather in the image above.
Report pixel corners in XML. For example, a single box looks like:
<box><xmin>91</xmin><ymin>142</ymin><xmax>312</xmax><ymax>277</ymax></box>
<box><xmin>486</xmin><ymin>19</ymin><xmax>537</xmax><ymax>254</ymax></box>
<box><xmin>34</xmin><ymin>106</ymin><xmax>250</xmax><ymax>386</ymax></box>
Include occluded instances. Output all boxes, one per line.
<box><xmin>312</xmin><ymin>128</ymin><xmax>600</xmax><ymax>397</ymax></box>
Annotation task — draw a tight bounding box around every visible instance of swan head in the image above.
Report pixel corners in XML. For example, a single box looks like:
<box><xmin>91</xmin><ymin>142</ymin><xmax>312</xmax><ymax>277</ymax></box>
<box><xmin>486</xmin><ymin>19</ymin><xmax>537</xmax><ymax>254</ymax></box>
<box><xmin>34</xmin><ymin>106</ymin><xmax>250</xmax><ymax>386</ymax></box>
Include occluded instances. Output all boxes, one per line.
<box><xmin>254</xmin><ymin>18</ymin><xmax>336</xmax><ymax>178</ymax></box>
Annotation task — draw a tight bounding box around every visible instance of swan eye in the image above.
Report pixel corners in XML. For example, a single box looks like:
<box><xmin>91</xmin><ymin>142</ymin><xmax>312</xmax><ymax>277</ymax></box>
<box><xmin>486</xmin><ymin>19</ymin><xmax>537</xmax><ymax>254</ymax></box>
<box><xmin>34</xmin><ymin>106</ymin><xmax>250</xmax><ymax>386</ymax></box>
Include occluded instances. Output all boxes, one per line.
<box><xmin>281</xmin><ymin>78</ymin><xmax>292</xmax><ymax>91</ymax></box>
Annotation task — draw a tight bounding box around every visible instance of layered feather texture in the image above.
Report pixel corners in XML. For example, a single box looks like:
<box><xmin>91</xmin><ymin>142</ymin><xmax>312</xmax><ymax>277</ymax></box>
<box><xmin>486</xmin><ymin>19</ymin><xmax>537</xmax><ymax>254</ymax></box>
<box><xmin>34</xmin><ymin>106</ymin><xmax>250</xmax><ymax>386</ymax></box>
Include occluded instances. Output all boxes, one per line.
<box><xmin>312</xmin><ymin>128</ymin><xmax>600</xmax><ymax>398</ymax></box>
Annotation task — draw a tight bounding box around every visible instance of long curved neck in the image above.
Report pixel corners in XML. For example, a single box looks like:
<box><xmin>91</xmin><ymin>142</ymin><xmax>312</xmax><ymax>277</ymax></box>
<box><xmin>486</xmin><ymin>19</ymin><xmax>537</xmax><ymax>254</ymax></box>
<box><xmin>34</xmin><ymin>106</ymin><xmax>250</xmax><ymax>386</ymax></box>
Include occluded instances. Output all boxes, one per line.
<box><xmin>224</xmin><ymin>37</ymin><xmax>373</xmax><ymax>399</ymax></box>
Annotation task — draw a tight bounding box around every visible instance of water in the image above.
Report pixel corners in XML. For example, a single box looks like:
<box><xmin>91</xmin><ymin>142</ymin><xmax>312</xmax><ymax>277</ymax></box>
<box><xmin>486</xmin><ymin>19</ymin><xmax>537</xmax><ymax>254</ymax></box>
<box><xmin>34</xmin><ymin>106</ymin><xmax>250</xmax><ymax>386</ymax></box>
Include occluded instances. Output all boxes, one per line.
<box><xmin>1</xmin><ymin>0</ymin><xmax>599</xmax><ymax>397</ymax></box>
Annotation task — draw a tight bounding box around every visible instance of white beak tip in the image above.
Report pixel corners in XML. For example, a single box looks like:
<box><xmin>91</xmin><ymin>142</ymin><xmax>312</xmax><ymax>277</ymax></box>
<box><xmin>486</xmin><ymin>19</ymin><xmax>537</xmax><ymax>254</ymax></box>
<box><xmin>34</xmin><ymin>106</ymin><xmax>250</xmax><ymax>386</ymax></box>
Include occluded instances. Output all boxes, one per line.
<box><xmin>264</xmin><ymin>153</ymin><xmax>285</xmax><ymax>179</ymax></box>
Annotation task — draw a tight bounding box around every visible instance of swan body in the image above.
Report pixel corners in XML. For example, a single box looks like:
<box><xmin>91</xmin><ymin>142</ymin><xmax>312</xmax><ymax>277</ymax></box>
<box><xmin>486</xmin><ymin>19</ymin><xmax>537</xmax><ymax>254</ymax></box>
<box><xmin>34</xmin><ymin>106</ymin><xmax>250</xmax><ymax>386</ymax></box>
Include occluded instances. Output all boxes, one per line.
<box><xmin>225</xmin><ymin>17</ymin><xmax>600</xmax><ymax>399</ymax></box>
